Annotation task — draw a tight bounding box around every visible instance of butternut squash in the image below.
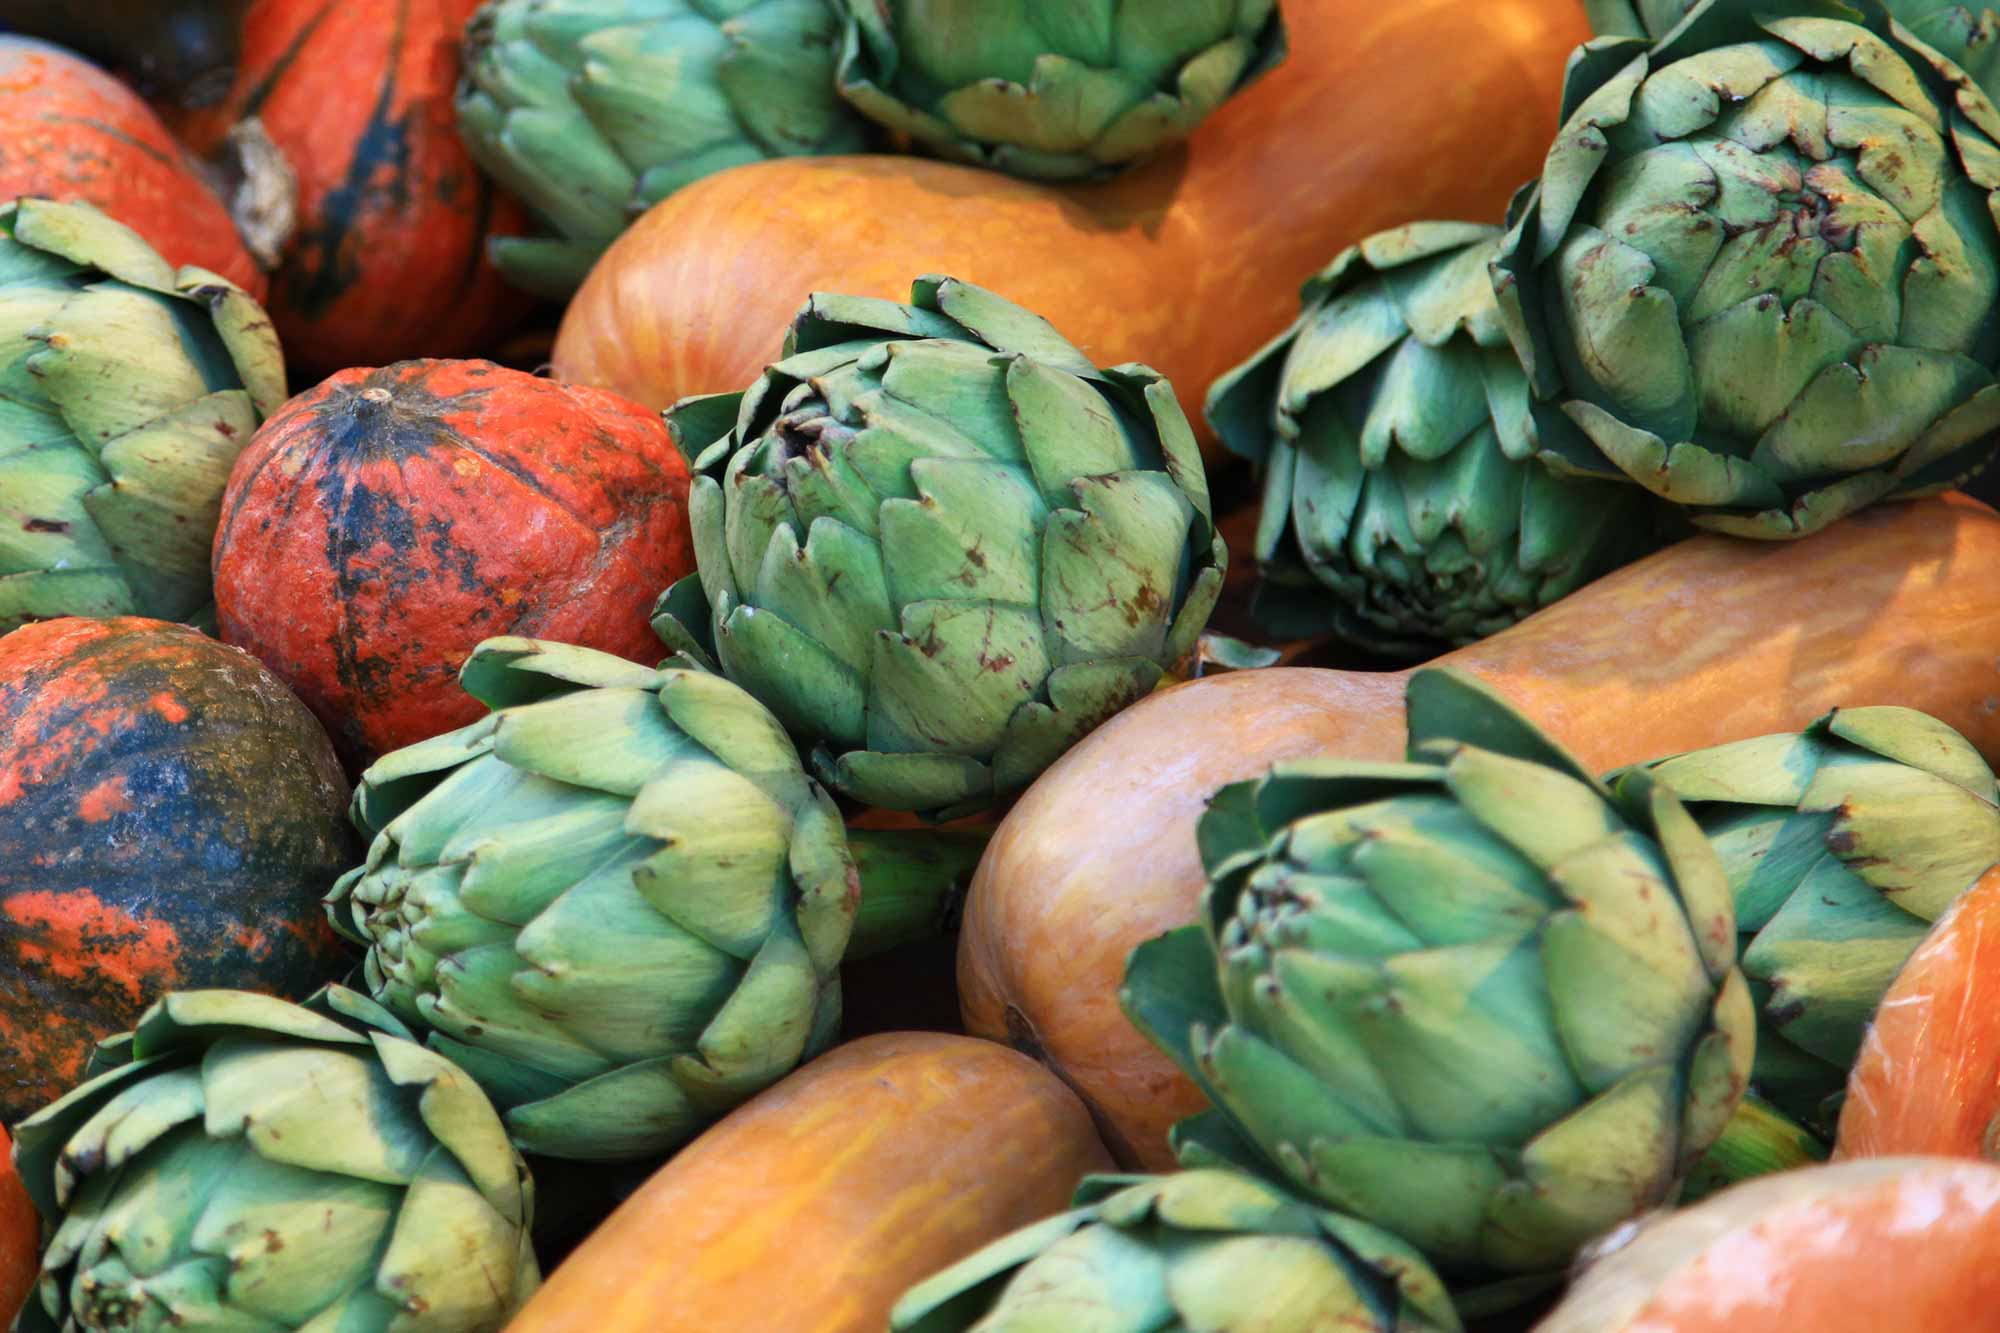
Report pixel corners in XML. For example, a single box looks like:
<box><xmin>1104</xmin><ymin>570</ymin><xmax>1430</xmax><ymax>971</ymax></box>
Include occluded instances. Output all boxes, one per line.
<box><xmin>507</xmin><ymin>1033</ymin><xmax>1115</xmax><ymax>1333</ymax></box>
<box><xmin>958</xmin><ymin>493</ymin><xmax>2000</xmax><ymax>1169</ymax></box>
<box><xmin>548</xmin><ymin>0</ymin><xmax>1590</xmax><ymax>444</ymax></box>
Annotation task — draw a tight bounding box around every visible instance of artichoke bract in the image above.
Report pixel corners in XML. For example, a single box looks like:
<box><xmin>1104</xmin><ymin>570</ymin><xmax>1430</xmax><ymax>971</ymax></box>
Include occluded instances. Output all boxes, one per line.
<box><xmin>829</xmin><ymin>0</ymin><xmax>1287</xmax><ymax>182</ymax></box>
<box><xmin>652</xmin><ymin>275</ymin><xmax>1226</xmax><ymax>818</ymax></box>
<box><xmin>327</xmin><ymin>636</ymin><xmax>983</xmax><ymax>1161</ymax></box>
<box><xmin>890</xmin><ymin>1170</ymin><xmax>1462</xmax><ymax>1333</ymax></box>
<box><xmin>1582</xmin><ymin>0</ymin><xmax>1698</xmax><ymax>38</ymax></box>
<box><xmin>456</xmin><ymin>0</ymin><xmax>871</xmax><ymax>300</ymax></box>
<box><xmin>1493</xmin><ymin>0</ymin><xmax>2000</xmax><ymax>539</ymax></box>
<box><xmin>0</xmin><ymin>196</ymin><xmax>286</xmax><ymax>633</ymax></box>
<box><xmin>1631</xmin><ymin>707</ymin><xmax>2000</xmax><ymax>1128</ymax></box>
<box><xmin>1207</xmin><ymin>221</ymin><xmax>1666</xmax><ymax>658</ymax></box>
<box><xmin>1122</xmin><ymin>667</ymin><xmax>1756</xmax><ymax>1281</ymax></box>
<box><xmin>10</xmin><ymin>986</ymin><xmax>538</xmax><ymax>1333</ymax></box>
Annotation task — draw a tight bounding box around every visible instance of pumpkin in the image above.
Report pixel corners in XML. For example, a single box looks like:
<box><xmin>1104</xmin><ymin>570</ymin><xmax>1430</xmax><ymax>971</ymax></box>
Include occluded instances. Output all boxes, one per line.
<box><xmin>0</xmin><ymin>617</ymin><xmax>355</xmax><ymax>1123</ymax></box>
<box><xmin>958</xmin><ymin>493</ymin><xmax>2000</xmax><ymax>1169</ymax></box>
<box><xmin>1836</xmin><ymin>864</ymin><xmax>2000</xmax><ymax>1162</ymax></box>
<box><xmin>211</xmin><ymin>359</ymin><xmax>695</xmax><ymax>771</ymax></box>
<box><xmin>507</xmin><ymin>1033</ymin><xmax>1115</xmax><ymax>1332</ymax></box>
<box><xmin>1537</xmin><ymin>1158</ymin><xmax>2000</xmax><ymax>1331</ymax></box>
<box><xmin>547</xmin><ymin>0</ymin><xmax>1590</xmax><ymax>444</ymax></box>
<box><xmin>0</xmin><ymin>35</ymin><xmax>264</xmax><ymax>295</ymax></box>
<box><xmin>0</xmin><ymin>1127</ymin><xmax>32</xmax><ymax>1329</ymax></box>
<box><xmin>163</xmin><ymin>0</ymin><xmax>530</xmax><ymax>377</ymax></box>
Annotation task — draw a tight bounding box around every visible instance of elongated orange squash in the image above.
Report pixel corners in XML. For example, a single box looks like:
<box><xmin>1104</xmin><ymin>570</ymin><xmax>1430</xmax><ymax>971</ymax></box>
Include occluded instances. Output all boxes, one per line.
<box><xmin>548</xmin><ymin>0</ymin><xmax>1590</xmax><ymax>441</ymax></box>
<box><xmin>959</xmin><ymin>493</ymin><xmax>2000</xmax><ymax>1169</ymax></box>
<box><xmin>507</xmin><ymin>1033</ymin><xmax>1115</xmax><ymax>1332</ymax></box>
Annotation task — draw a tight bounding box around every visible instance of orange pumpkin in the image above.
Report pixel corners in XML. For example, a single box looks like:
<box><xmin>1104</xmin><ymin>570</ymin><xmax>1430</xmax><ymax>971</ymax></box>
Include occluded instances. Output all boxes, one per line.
<box><xmin>548</xmin><ymin>0</ymin><xmax>1591</xmax><ymax>443</ymax></box>
<box><xmin>0</xmin><ymin>1126</ymin><xmax>33</xmax><ymax>1330</ymax></box>
<box><xmin>1537</xmin><ymin>1158</ymin><xmax>2000</xmax><ymax>1331</ymax></box>
<box><xmin>1836</xmin><ymin>864</ymin><xmax>2000</xmax><ymax>1162</ymax></box>
<box><xmin>508</xmin><ymin>1033</ymin><xmax>1115</xmax><ymax>1333</ymax></box>
<box><xmin>959</xmin><ymin>493</ymin><xmax>2000</xmax><ymax>1169</ymax></box>
<box><xmin>0</xmin><ymin>36</ymin><xmax>264</xmax><ymax>295</ymax></box>
<box><xmin>165</xmin><ymin>0</ymin><xmax>529</xmax><ymax>377</ymax></box>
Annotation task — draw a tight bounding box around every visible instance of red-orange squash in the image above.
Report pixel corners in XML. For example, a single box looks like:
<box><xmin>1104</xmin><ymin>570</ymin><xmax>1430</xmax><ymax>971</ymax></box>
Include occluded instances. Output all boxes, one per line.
<box><xmin>165</xmin><ymin>0</ymin><xmax>529</xmax><ymax>377</ymax></box>
<box><xmin>959</xmin><ymin>493</ymin><xmax>2000</xmax><ymax>1169</ymax></box>
<box><xmin>211</xmin><ymin>359</ymin><xmax>694</xmax><ymax>771</ymax></box>
<box><xmin>1836</xmin><ymin>864</ymin><xmax>2000</xmax><ymax>1162</ymax></box>
<box><xmin>549</xmin><ymin>0</ymin><xmax>1591</xmax><ymax>443</ymax></box>
<box><xmin>1537</xmin><ymin>1158</ymin><xmax>2000</xmax><ymax>1331</ymax></box>
<box><xmin>0</xmin><ymin>1127</ymin><xmax>32</xmax><ymax>1330</ymax></box>
<box><xmin>0</xmin><ymin>617</ymin><xmax>355</xmax><ymax>1123</ymax></box>
<box><xmin>0</xmin><ymin>36</ymin><xmax>264</xmax><ymax>295</ymax></box>
<box><xmin>508</xmin><ymin>1033</ymin><xmax>1115</xmax><ymax>1333</ymax></box>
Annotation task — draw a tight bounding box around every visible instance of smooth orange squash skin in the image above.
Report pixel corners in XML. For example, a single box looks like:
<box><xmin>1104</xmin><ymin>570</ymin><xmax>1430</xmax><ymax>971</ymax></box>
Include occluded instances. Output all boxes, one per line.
<box><xmin>1835</xmin><ymin>864</ymin><xmax>2000</xmax><ymax>1162</ymax></box>
<box><xmin>507</xmin><ymin>1033</ymin><xmax>1115</xmax><ymax>1333</ymax></box>
<box><xmin>959</xmin><ymin>493</ymin><xmax>2000</xmax><ymax>1169</ymax></box>
<box><xmin>1536</xmin><ymin>1158</ymin><xmax>2000</xmax><ymax>1332</ymax></box>
<box><xmin>549</xmin><ymin>0</ymin><xmax>1591</xmax><ymax>437</ymax></box>
<box><xmin>1</xmin><ymin>1127</ymin><xmax>36</xmax><ymax>1328</ymax></box>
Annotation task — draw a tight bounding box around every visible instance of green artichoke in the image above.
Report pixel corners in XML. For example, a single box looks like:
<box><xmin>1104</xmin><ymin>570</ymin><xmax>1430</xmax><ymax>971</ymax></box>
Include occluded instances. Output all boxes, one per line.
<box><xmin>1492</xmin><ymin>0</ymin><xmax>2000</xmax><ymax>539</ymax></box>
<box><xmin>0</xmin><ymin>196</ymin><xmax>286</xmax><ymax>633</ymax></box>
<box><xmin>1582</xmin><ymin>0</ymin><xmax>1699</xmax><ymax>38</ymax></box>
<box><xmin>1629</xmin><ymin>706</ymin><xmax>2000</xmax><ymax>1128</ymax></box>
<box><xmin>10</xmin><ymin>986</ymin><xmax>538</xmax><ymax>1332</ymax></box>
<box><xmin>326</xmin><ymin>636</ymin><xmax>984</xmax><ymax>1161</ymax></box>
<box><xmin>829</xmin><ymin>0</ymin><xmax>1287</xmax><ymax>182</ymax></box>
<box><xmin>1884</xmin><ymin>3</ymin><xmax>2000</xmax><ymax>98</ymax></box>
<box><xmin>1122</xmin><ymin>666</ymin><xmax>1755</xmax><ymax>1281</ymax></box>
<box><xmin>652</xmin><ymin>275</ymin><xmax>1226</xmax><ymax>818</ymax></box>
<box><xmin>1206</xmin><ymin>221</ymin><xmax>1668</xmax><ymax>658</ymax></box>
<box><xmin>890</xmin><ymin>1170</ymin><xmax>1463</xmax><ymax>1333</ymax></box>
<box><xmin>456</xmin><ymin>0</ymin><xmax>871</xmax><ymax>300</ymax></box>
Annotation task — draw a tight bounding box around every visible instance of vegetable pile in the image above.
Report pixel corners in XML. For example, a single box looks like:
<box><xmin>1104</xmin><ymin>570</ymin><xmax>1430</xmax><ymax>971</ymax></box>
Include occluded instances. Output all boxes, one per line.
<box><xmin>6</xmin><ymin>1</ymin><xmax>2000</xmax><ymax>1330</ymax></box>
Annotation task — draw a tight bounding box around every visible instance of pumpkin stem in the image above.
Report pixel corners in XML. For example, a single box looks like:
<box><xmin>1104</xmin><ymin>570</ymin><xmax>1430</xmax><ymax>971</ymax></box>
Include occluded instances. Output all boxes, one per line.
<box><xmin>844</xmin><ymin>828</ymin><xmax>989</xmax><ymax>960</ymax></box>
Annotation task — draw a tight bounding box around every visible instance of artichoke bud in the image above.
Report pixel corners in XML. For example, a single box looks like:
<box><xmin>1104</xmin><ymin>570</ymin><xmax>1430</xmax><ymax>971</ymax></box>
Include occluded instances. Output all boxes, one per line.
<box><xmin>455</xmin><ymin>0</ymin><xmax>873</xmax><ymax>299</ymax></box>
<box><xmin>10</xmin><ymin>985</ymin><xmax>539</xmax><ymax>1333</ymax></box>
<box><xmin>830</xmin><ymin>0</ymin><xmax>1288</xmax><ymax>181</ymax></box>
<box><xmin>652</xmin><ymin>275</ymin><xmax>1227</xmax><ymax>819</ymax></box>
<box><xmin>889</xmin><ymin>1169</ymin><xmax>1464</xmax><ymax>1333</ymax></box>
<box><xmin>1122</xmin><ymin>667</ymin><xmax>1755</xmax><ymax>1285</ymax></box>
<box><xmin>1494</xmin><ymin>0</ymin><xmax>2000</xmax><ymax>537</ymax></box>
<box><xmin>0</xmin><ymin>197</ymin><xmax>286</xmax><ymax>633</ymax></box>
<box><xmin>1206</xmin><ymin>221</ymin><xmax>1670</xmax><ymax>659</ymax></box>
<box><xmin>1630</xmin><ymin>704</ymin><xmax>2000</xmax><ymax>1128</ymax></box>
<box><xmin>326</xmin><ymin>636</ymin><xmax>984</xmax><ymax>1162</ymax></box>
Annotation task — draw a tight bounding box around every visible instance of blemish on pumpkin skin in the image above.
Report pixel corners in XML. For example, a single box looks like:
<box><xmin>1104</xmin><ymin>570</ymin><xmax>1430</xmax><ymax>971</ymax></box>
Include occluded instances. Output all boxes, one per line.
<box><xmin>149</xmin><ymin>692</ymin><xmax>190</xmax><ymax>724</ymax></box>
<box><xmin>76</xmin><ymin>777</ymin><xmax>133</xmax><ymax>823</ymax></box>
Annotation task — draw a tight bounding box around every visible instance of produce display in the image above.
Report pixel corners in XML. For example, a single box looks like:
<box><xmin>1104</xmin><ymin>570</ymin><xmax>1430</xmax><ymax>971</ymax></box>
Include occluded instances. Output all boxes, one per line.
<box><xmin>12</xmin><ymin>0</ymin><xmax>2000</xmax><ymax>1328</ymax></box>
<box><xmin>0</xmin><ymin>197</ymin><xmax>284</xmax><ymax>632</ymax></box>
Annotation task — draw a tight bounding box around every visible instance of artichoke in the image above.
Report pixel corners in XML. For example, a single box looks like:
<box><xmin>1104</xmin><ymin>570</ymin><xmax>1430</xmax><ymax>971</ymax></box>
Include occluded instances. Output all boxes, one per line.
<box><xmin>829</xmin><ymin>0</ymin><xmax>1287</xmax><ymax>182</ymax></box>
<box><xmin>1492</xmin><ymin>0</ymin><xmax>2000</xmax><ymax>538</ymax></box>
<box><xmin>326</xmin><ymin>636</ymin><xmax>984</xmax><ymax>1161</ymax></box>
<box><xmin>1122</xmin><ymin>667</ymin><xmax>1755</xmax><ymax>1281</ymax></box>
<box><xmin>890</xmin><ymin>1170</ymin><xmax>1463</xmax><ymax>1333</ymax></box>
<box><xmin>1630</xmin><ymin>706</ymin><xmax>2000</xmax><ymax>1128</ymax></box>
<box><xmin>1582</xmin><ymin>0</ymin><xmax>1699</xmax><ymax>38</ymax></box>
<box><xmin>652</xmin><ymin>275</ymin><xmax>1226</xmax><ymax>818</ymax></box>
<box><xmin>1884</xmin><ymin>3</ymin><xmax>2000</xmax><ymax>99</ymax></box>
<box><xmin>1206</xmin><ymin>221</ymin><xmax>1668</xmax><ymax>658</ymax></box>
<box><xmin>10</xmin><ymin>986</ymin><xmax>538</xmax><ymax>1332</ymax></box>
<box><xmin>456</xmin><ymin>0</ymin><xmax>871</xmax><ymax>300</ymax></box>
<box><xmin>0</xmin><ymin>196</ymin><xmax>286</xmax><ymax>633</ymax></box>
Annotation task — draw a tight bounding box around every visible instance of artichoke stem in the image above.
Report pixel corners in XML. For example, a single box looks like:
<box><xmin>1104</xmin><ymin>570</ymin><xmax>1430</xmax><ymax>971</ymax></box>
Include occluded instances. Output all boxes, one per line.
<box><xmin>844</xmin><ymin>829</ymin><xmax>990</xmax><ymax>960</ymax></box>
<box><xmin>1681</xmin><ymin>1095</ymin><xmax>1827</xmax><ymax>1204</ymax></box>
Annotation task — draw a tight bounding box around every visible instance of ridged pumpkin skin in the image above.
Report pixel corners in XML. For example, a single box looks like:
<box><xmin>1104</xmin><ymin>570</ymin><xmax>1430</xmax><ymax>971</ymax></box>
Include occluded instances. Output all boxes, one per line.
<box><xmin>0</xmin><ymin>1127</ymin><xmax>31</xmax><ymax>1330</ymax></box>
<box><xmin>1836</xmin><ymin>864</ymin><xmax>2000</xmax><ymax>1162</ymax></box>
<box><xmin>0</xmin><ymin>617</ymin><xmax>355</xmax><ymax>1122</ymax></box>
<box><xmin>1537</xmin><ymin>1158</ymin><xmax>2000</xmax><ymax>1332</ymax></box>
<box><xmin>211</xmin><ymin>359</ymin><xmax>695</xmax><ymax>771</ymax></box>
<box><xmin>507</xmin><ymin>1033</ymin><xmax>1116</xmax><ymax>1333</ymax></box>
<box><xmin>549</xmin><ymin>0</ymin><xmax>1590</xmax><ymax>444</ymax></box>
<box><xmin>0</xmin><ymin>36</ymin><xmax>264</xmax><ymax>295</ymax></box>
<box><xmin>165</xmin><ymin>0</ymin><xmax>529</xmax><ymax>376</ymax></box>
<box><xmin>959</xmin><ymin>493</ymin><xmax>2000</xmax><ymax>1169</ymax></box>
